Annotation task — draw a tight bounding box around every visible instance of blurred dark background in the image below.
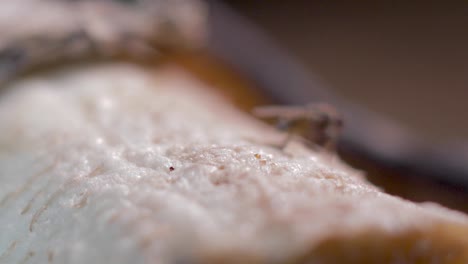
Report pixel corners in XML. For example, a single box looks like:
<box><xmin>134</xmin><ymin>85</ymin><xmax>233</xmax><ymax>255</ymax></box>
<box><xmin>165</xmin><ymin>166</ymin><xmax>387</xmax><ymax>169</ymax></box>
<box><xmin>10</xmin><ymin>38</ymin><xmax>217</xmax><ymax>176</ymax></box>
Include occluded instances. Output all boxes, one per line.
<box><xmin>227</xmin><ymin>1</ymin><xmax>468</xmax><ymax>144</ymax></box>
<box><xmin>207</xmin><ymin>1</ymin><xmax>468</xmax><ymax>211</ymax></box>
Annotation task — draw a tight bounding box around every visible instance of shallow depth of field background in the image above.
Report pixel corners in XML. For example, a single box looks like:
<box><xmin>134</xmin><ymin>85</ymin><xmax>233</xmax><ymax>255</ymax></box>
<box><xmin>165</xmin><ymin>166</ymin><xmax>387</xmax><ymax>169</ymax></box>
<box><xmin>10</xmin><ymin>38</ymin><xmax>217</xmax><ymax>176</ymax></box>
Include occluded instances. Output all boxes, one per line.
<box><xmin>219</xmin><ymin>1</ymin><xmax>468</xmax><ymax>212</ymax></box>
<box><xmin>228</xmin><ymin>1</ymin><xmax>468</xmax><ymax>144</ymax></box>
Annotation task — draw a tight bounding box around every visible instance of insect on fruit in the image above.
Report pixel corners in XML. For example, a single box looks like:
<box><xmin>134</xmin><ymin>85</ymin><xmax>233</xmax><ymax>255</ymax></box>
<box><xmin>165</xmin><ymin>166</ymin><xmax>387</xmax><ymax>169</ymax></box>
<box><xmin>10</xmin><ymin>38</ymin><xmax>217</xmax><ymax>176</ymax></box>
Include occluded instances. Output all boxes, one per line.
<box><xmin>252</xmin><ymin>103</ymin><xmax>343</xmax><ymax>151</ymax></box>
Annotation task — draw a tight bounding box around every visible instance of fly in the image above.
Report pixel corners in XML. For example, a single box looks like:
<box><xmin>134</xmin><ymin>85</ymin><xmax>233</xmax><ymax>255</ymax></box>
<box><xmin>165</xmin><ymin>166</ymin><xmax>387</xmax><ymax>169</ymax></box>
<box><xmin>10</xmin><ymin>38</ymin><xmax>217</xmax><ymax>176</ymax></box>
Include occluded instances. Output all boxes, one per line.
<box><xmin>253</xmin><ymin>103</ymin><xmax>343</xmax><ymax>151</ymax></box>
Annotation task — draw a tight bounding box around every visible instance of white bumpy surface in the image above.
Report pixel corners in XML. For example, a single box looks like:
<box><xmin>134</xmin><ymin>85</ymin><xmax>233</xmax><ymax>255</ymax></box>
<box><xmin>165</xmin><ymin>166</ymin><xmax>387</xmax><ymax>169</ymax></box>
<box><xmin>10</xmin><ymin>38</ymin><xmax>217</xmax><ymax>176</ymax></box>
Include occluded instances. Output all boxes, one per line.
<box><xmin>0</xmin><ymin>63</ymin><xmax>467</xmax><ymax>263</ymax></box>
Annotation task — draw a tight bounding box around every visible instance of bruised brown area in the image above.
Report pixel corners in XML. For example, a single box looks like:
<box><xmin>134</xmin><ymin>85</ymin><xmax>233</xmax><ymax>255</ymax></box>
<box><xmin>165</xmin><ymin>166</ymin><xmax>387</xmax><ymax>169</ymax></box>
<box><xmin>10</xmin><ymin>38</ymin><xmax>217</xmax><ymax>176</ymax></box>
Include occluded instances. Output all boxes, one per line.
<box><xmin>192</xmin><ymin>224</ymin><xmax>468</xmax><ymax>264</ymax></box>
<box><xmin>294</xmin><ymin>224</ymin><xmax>468</xmax><ymax>264</ymax></box>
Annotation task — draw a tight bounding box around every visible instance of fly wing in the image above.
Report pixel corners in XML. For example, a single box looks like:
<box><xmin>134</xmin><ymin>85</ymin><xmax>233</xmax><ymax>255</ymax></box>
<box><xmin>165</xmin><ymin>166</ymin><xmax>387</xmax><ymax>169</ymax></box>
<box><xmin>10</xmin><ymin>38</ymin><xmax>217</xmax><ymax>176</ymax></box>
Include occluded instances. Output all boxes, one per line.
<box><xmin>252</xmin><ymin>105</ymin><xmax>308</xmax><ymax>120</ymax></box>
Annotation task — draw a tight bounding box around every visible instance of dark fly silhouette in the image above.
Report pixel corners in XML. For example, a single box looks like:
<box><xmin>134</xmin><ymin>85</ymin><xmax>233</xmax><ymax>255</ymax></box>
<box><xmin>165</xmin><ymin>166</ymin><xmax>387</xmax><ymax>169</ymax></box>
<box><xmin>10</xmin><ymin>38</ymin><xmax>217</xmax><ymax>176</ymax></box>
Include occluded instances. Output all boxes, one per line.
<box><xmin>253</xmin><ymin>103</ymin><xmax>343</xmax><ymax>151</ymax></box>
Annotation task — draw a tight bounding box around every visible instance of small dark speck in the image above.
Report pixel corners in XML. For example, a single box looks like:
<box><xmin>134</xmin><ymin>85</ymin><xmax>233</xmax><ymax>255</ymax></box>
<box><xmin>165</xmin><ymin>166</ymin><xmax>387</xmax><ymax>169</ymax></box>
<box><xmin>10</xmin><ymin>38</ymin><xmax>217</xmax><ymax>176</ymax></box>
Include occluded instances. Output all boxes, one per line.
<box><xmin>48</xmin><ymin>251</ymin><xmax>54</xmax><ymax>263</ymax></box>
<box><xmin>169</xmin><ymin>166</ymin><xmax>175</xmax><ymax>172</ymax></box>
